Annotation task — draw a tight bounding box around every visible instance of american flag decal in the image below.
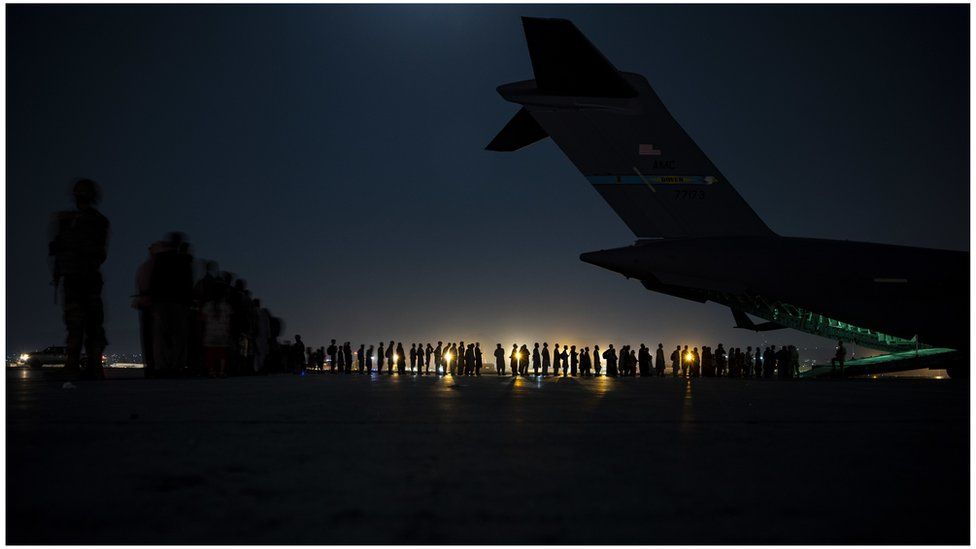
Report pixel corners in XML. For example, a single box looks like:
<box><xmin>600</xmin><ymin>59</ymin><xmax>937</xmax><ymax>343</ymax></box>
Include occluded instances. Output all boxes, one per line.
<box><xmin>638</xmin><ymin>144</ymin><xmax>662</xmax><ymax>156</ymax></box>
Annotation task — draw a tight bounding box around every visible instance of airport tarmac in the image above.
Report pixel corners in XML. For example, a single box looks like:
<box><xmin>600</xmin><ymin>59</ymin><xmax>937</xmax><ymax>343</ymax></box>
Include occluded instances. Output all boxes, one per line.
<box><xmin>6</xmin><ymin>369</ymin><xmax>969</xmax><ymax>544</ymax></box>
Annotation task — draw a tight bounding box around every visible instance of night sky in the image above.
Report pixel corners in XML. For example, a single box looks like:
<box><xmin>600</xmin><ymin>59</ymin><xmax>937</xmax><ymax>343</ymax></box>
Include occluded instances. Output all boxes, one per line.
<box><xmin>6</xmin><ymin>4</ymin><xmax>969</xmax><ymax>358</ymax></box>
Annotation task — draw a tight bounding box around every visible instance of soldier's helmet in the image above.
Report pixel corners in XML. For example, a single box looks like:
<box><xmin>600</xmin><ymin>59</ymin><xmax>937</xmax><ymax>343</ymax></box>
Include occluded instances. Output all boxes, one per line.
<box><xmin>73</xmin><ymin>178</ymin><xmax>101</xmax><ymax>204</ymax></box>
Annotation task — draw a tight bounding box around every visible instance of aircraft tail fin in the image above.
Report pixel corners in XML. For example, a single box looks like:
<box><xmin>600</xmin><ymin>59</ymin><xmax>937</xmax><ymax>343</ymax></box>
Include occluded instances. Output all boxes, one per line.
<box><xmin>489</xmin><ymin>17</ymin><xmax>775</xmax><ymax>239</ymax></box>
<box><xmin>521</xmin><ymin>16</ymin><xmax>637</xmax><ymax>98</ymax></box>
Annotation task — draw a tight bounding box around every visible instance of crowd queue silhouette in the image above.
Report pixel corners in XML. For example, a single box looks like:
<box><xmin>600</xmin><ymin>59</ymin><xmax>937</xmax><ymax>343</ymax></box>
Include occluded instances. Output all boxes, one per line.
<box><xmin>48</xmin><ymin>179</ymin><xmax>847</xmax><ymax>380</ymax></box>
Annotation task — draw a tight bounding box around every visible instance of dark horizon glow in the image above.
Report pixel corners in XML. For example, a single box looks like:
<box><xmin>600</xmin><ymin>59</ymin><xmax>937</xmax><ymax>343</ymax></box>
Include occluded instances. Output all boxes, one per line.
<box><xmin>6</xmin><ymin>4</ymin><xmax>969</xmax><ymax>357</ymax></box>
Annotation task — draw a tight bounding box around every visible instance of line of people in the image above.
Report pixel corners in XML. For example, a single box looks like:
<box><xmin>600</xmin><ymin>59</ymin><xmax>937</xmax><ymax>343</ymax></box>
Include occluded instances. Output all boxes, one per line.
<box><xmin>133</xmin><ymin>232</ymin><xmax>288</xmax><ymax>378</ymax></box>
<box><xmin>289</xmin><ymin>340</ymin><xmax>806</xmax><ymax>379</ymax></box>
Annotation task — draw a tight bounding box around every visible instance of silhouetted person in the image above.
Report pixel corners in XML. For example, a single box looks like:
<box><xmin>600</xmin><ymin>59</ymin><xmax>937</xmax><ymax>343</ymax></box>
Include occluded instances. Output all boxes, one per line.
<box><xmin>327</xmin><ymin>339</ymin><xmax>338</xmax><ymax>373</ymax></box>
<box><xmin>777</xmin><ymin>345</ymin><xmax>791</xmax><ymax>380</ymax></box>
<box><xmin>593</xmin><ymin>345</ymin><xmax>602</xmax><ymax>376</ymax></box>
<box><xmin>475</xmin><ymin>342</ymin><xmax>483</xmax><ymax>376</ymax></box>
<box><xmin>336</xmin><ymin>342</ymin><xmax>346</xmax><ymax>373</ymax></box>
<box><xmin>715</xmin><ymin>344</ymin><xmax>726</xmax><ymax>377</ymax></box>
<box><xmin>655</xmin><ymin>343</ymin><xmax>666</xmax><ymax>376</ymax></box>
<box><xmin>570</xmin><ymin>345</ymin><xmax>579</xmax><ymax>376</ymax></box>
<box><xmin>343</xmin><ymin>342</ymin><xmax>353</xmax><ymax>374</ymax></box>
<box><xmin>132</xmin><ymin>240</ymin><xmax>165</xmax><ymax>378</ymax></box>
<box><xmin>425</xmin><ymin>343</ymin><xmax>433</xmax><ymax>374</ymax></box>
<box><xmin>670</xmin><ymin>345</ymin><xmax>681</xmax><ymax>377</ymax></box>
<box><xmin>831</xmin><ymin>340</ymin><xmax>846</xmax><ymax>376</ymax></box>
<box><xmin>519</xmin><ymin>344</ymin><xmax>530</xmax><ymax>375</ymax></box>
<box><xmin>680</xmin><ymin>345</ymin><xmax>689</xmax><ymax>377</ymax></box>
<box><xmin>462</xmin><ymin>344</ymin><xmax>474</xmax><ymax>376</ymax></box>
<box><xmin>762</xmin><ymin>346</ymin><xmax>775</xmax><ymax>379</ymax></box>
<box><xmin>148</xmin><ymin>232</ymin><xmax>193</xmax><ymax>377</ymax></box>
<box><xmin>458</xmin><ymin>341</ymin><xmax>467</xmax><ymax>375</ymax></box>
<box><xmin>638</xmin><ymin>344</ymin><xmax>650</xmax><ymax>376</ymax></box>
<box><xmin>604</xmin><ymin>344</ymin><xmax>618</xmax><ymax>377</ymax></box>
<box><xmin>293</xmin><ymin>334</ymin><xmax>306</xmax><ymax>374</ymax></box>
<box><xmin>434</xmin><ymin>342</ymin><xmax>443</xmax><ymax>375</ymax></box>
<box><xmin>356</xmin><ymin>344</ymin><xmax>365</xmax><ymax>373</ymax></box>
<box><xmin>532</xmin><ymin>343</ymin><xmax>541</xmax><ymax>376</ymax></box>
<box><xmin>542</xmin><ymin>342</ymin><xmax>551</xmax><ymax>376</ymax></box>
<box><xmin>366</xmin><ymin>345</ymin><xmax>374</xmax><ymax>373</ymax></box>
<box><xmin>510</xmin><ymin>344</ymin><xmax>518</xmax><ymax>377</ymax></box>
<box><xmin>200</xmin><ymin>283</ymin><xmax>232</xmax><ymax>378</ymax></box>
<box><xmin>410</xmin><ymin>343</ymin><xmax>418</xmax><ymax>373</ymax></box>
<box><xmin>553</xmin><ymin>344</ymin><xmax>562</xmax><ymax>376</ymax></box>
<box><xmin>377</xmin><ymin>342</ymin><xmax>385</xmax><ymax>374</ymax></box>
<box><xmin>50</xmin><ymin>179</ymin><xmax>110</xmax><ymax>378</ymax></box>
<box><xmin>559</xmin><ymin>345</ymin><xmax>569</xmax><ymax>377</ymax></box>
<box><xmin>449</xmin><ymin>343</ymin><xmax>458</xmax><ymax>375</ymax></box>
<box><xmin>396</xmin><ymin>342</ymin><xmax>405</xmax><ymax>374</ymax></box>
<box><xmin>580</xmin><ymin>347</ymin><xmax>591</xmax><ymax>376</ymax></box>
<box><xmin>494</xmin><ymin>343</ymin><xmax>505</xmax><ymax>375</ymax></box>
<box><xmin>386</xmin><ymin>340</ymin><xmax>395</xmax><ymax>374</ymax></box>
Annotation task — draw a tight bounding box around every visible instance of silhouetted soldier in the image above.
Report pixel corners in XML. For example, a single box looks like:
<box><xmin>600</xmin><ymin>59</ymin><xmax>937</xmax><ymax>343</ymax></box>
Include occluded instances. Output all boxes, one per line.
<box><xmin>366</xmin><ymin>345</ymin><xmax>374</xmax><ymax>373</ymax></box>
<box><xmin>520</xmin><ymin>344</ymin><xmax>530</xmax><ymax>375</ymax></box>
<box><xmin>679</xmin><ymin>345</ymin><xmax>689</xmax><ymax>377</ymax></box>
<box><xmin>593</xmin><ymin>345</ymin><xmax>602</xmax><ymax>376</ymax></box>
<box><xmin>570</xmin><ymin>345</ymin><xmax>578</xmax><ymax>376</ymax></box>
<box><xmin>386</xmin><ymin>340</ymin><xmax>395</xmax><ymax>374</ymax></box>
<box><xmin>542</xmin><ymin>342</ymin><xmax>551</xmax><ymax>376</ymax></box>
<box><xmin>336</xmin><ymin>343</ymin><xmax>345</xmax><ymax>373</ymax></box>
<box><xmin>670</xmin><ymin>345</ymin><xmax>681</xmax><ymax>377</ymax></box>
<box><xmin>559</xmin><ymin>345</ymin><xmax>569</xmax><ymax>377</ymax></box>
<box><xmin>356</xmin><ymin>344</ymin><xmax>365</xmax><ymax>373</ymax></box>
<box><xmin>494</xmin><ymin>343</ymin><xmax>505</xmax><ymax>375</ymax></box>
<box><xmin>377</xmin><ymin>341</ymin><xmax>386</xmax><ymax>374</ymax></box>
<box><xmin>532</xmin><ymin>343</ymin><xmax>541</xmax><ymax>376</ymax></box>
<box><xmin>50</xmin><ymin>179</ymin><xmax>110</xmax><ymax>378</ymax></box>
<box><xmin>343</xmin><ymin>342</ymin><xmax>353</xmax><ymax>374</ymax></box>
<box><xmin>410</xmin><ymin>343</ymin><xmax>418</xmax><ymax>373</ymax></box>
<box><xmin>475</xmin><ymin>342</ymin><xmax>483</xmax><ymax>376</ymax></box>
<box><xmin>425</xmin><ymin>343</ymin><xmax>433</xmax><ymax>374</ymax></box>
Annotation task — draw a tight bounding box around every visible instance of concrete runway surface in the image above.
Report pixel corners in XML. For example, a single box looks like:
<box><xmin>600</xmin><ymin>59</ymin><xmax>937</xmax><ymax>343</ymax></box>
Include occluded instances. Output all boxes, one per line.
<box><xmin>6</xmin><ymin>369</ymin><xmax>969</xmax><ymax>544</ymax></box>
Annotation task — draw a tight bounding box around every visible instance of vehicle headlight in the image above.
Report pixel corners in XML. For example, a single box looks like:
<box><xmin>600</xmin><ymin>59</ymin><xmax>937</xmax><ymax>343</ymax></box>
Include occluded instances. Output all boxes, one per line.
<box><xmin>18</xmin><ymin>354</ymin><xmax>29</xmax><ymax>363</ymax></box>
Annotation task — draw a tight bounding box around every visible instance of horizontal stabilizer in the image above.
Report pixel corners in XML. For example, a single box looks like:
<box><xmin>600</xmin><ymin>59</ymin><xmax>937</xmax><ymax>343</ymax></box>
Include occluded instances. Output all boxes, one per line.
<box><xmin>486</xmin><ymin>107</ymin><xmax>549</xmax><ymax>152</ymax></box>
<box><xmin>731</xmin><ymin>308</ymin><xmax>784</xmax><ymax>332</ymax></box>
<box><xmin>521</xmin><ymin>17</ymin><xmax>636</xmax><ymax>97</ymax></box>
